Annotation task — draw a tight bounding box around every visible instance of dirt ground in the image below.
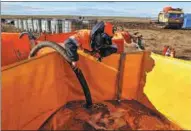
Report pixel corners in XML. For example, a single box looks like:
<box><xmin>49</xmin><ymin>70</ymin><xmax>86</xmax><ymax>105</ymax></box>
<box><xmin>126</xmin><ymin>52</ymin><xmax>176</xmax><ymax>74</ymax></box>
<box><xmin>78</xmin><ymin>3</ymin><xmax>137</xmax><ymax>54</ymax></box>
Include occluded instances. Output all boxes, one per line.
<box><xmin>114</xmin><ymin>22</ymin><xmax>191</xmax><ymax>60</ymax></box>
<box><xmin>2</xmin><ymin>22</ymin><xmax>191</xmax><ymax>61</ymax></box>
<box><xmin>126</xmin><ymin>28</ymin><xmax>191</xmax><ymax>60</ymax></box>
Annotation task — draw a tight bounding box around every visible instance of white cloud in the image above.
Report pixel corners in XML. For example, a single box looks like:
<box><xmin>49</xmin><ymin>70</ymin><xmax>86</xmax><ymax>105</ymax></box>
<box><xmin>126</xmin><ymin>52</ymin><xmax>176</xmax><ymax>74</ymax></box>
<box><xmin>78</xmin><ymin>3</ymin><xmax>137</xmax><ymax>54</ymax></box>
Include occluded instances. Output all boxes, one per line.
<box><xmin>2</xmin><ymin>2</ymin><xmax>190</xmax><ymax>17</ymax></box>
<box><xmin>1</xmin><ymin>2</ymin><xmax>42</xmax><ymax>11</ymax></box>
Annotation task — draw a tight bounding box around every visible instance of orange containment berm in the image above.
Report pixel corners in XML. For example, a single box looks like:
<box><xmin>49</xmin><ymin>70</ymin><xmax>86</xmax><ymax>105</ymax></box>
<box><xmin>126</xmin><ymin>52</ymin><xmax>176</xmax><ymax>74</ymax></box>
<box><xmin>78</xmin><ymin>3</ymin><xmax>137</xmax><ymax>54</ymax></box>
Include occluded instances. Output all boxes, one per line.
<box><xmin>1</xmin><ymin>32</ymin><xmax>191</xmax><ymax>130</ymax></box>
<box><xmin>1</xmin><ymin>32</ymin><xmax>125</xmax><ymax>67</ymax></box>
<box><xmin>1</xmin><ymin>33</ymin><xmax>31</xmax><ymax>66</ymax></box>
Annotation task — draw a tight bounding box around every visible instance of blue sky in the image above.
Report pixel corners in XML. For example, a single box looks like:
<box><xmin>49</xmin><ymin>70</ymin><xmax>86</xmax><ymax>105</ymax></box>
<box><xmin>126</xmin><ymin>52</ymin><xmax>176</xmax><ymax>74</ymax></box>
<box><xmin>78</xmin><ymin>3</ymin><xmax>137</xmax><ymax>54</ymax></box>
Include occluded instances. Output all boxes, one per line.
<box><xmin>1</xmin><ymin>2</ymin><xmax>191</xmax><ymax>17</ymax></box>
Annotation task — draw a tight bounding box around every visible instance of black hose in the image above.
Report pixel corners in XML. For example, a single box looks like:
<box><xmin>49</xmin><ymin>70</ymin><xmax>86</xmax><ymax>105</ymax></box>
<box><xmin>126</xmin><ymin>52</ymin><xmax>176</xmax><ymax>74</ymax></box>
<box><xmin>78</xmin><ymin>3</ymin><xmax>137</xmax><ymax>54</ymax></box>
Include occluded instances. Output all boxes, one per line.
<box><xmin>73</xmin><ymin>68</ymin><xmax>93</xmax><ymax>108</ymax></box>
<box><xmin>19</xmin><ymin>31</ymin><xmax>38</xmax><ymax>49</ymax></box>
<box><xmin>19</xmin><ymin>31</ymin><xmax>37</xmax><ymax>40</ymax></box>
<box><xmin>28</xmin><ymin>41</ymin><xmax>71</xmax><ymax>62</ymax></box>
<box><xmin>28</xmin><ymin>41</ymin><xmax>92</xmax><ymax>108</ymax></box>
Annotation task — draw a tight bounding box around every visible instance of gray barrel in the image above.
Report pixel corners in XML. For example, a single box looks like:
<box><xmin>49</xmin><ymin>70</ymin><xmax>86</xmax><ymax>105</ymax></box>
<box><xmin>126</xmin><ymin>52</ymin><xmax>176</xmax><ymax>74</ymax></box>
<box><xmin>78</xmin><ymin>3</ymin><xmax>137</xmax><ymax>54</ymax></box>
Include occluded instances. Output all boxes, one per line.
<box><xmin>27</xmin><ymin>18</ymin><xmax>34</xmax><ymax>32</ymax></box>
<box><xmin>23</xmin><ymin>19</ymin><xmax>28</xmax><ymax>31</ymax></box>
<box><xmin>33</xmin><ymin>19</ymin><xmax>42</xmax><ymax>33</ymax></box>
<box><xmin>62</xmin><ymin>19</ymin><xmax>72</xmax><ymax>33</ymax></box>
<box><xmin>41</xmin><ymin>19</ymin><xmax>51</xmax><ymax>33</ymax></box>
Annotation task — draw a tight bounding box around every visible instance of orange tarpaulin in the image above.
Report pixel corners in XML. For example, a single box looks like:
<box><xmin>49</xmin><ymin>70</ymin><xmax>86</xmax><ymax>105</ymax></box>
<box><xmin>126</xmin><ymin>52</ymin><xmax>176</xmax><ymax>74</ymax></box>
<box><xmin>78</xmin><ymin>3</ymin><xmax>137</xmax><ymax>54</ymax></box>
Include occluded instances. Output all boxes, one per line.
<box><xmin>37</xmin><ymin>32</ymin><xmax>77</xmax><ymax>43</ymax></box>
<box><xmin>1</xmin><ymin>32</ymin><xmax>77</xmax><ymax>67</ymax></box>
<box><xmin>113</xmin><ymin>31</ymin><xmax>131</xmax><ymax>44</ymax></box>
<box><xmin>1</xmin><ymin>31</ymin><xmax>126</xmax><ymax>67</ymax></box>
<box><xmin>112</xmin><ymin>39</ymin><xmax>124</xmax><ymax>53</ymax></box>
<box><xmin>2</xmin><ymin>31</ymin><xmax>190</xmax><ymax>130</ymax></box>
<box><xmin>1</xmin><ymin>52</ymin><xmax>119</xmax><ymax>130</ymax></box>
<box><xmin>1</xmin><ymin>33</ymin><xmax>31</xmax><ymax>66</ymax></box>
<box><xmin>2</xmin><ymin>50</ymin><xmax>155</xmax><ymax>130</ymax></box>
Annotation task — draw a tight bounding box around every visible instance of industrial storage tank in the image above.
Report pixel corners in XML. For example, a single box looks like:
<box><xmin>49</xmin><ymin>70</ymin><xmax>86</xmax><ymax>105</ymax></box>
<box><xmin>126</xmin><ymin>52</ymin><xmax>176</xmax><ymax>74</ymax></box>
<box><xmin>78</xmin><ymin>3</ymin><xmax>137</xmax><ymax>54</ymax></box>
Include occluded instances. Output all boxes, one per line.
<box><xmin>14</xmin><ymin>19</ymin><xmax>19</xmax><ymax>28</ymax></box>
<box><xmin>51</xmin><ymin>19</ymin><xmax>63</xmax><ymax>34</ymax></box>
<box><xmin>41</xmin><ymin>19</ymin><xmax>51</xmax><ymax>33</ymax></box>
<box><xmin>23</xmin><ymin>19</ymin><xmax>28</xmax><ymax>31</ymax></box>
<box><xmin>18</xmin><ymin>19</ymin><xmax>23</xmax><ymax>30</ymax></box>
<box><xmin>62</xmin><ymin>19</ymin><xmax>72</xmax><ymax>33</ymax></box>
<box><xmin>33</xmin><ymin>19</ymin><xmax>42</xmax><ymax>33</ymax></box>
<box><xmin>27</xmin><ymin>18</ymin><xmax>34</xmax><ymax>32</ymax></box>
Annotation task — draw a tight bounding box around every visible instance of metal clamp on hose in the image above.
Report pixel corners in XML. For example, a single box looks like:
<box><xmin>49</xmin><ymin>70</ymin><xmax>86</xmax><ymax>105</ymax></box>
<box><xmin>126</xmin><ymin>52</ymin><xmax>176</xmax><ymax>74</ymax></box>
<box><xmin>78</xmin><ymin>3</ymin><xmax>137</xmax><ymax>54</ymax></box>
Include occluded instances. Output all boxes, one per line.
<box><xmin>28</xmin><ymin>41</ymin><xmax>93</xmax><ymax>108</ymax></box>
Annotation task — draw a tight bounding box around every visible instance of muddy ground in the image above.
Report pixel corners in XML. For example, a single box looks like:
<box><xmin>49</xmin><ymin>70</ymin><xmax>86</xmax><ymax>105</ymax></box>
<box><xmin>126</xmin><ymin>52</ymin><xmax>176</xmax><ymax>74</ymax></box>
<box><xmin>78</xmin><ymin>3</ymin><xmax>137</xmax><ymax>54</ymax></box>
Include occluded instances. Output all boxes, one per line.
<box><xmin>40</xmin><ymin>100</ymin><xmax>182</xmax><ymax>130</ymax></box>
<box><xmin>126</xmin><ymin>28</ymin><xmax>191</xmax><ymax>60</ymax></box>
<box><xmin>116</xmin><ymin>22</ymin><xmax>191</xmax><ymax>60</ymax></box>
<box><xmin>2</xmin><ymin>22</ymin><xmax>191</xmax><ymax>61</ymax></box>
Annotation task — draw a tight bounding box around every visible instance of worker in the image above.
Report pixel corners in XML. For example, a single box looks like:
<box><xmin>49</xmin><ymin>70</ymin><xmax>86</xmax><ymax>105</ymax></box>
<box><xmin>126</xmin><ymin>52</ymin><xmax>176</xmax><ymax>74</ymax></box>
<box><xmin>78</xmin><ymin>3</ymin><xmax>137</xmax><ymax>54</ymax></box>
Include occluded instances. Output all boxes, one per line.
<box><xmin>163</xmin><ymin>45</ymin><xmax>169</xmax><ymax>55</ymax></box>
<box><xmin>170</xmin><ymin>48</ymin><xmax>176</xmax><ymax>58</ymax></box>
<box><xmin>130</xmin><ymin>32</ymin><xmax>144</xmax><ymax>50</ymax></box>
<box><xmin>136</xmin><ymin>34</ymin><xmax>145</xmax><ymax>50</ymax></box>
<box><xmin>62</xmin><ymin>21</ymin><xmax>118</xmax><ymax>68</ymax></box>
<box><xmin>165</xmin><ymin>46</ymin><xmax>171</xmax><ymax>56</ymax></box>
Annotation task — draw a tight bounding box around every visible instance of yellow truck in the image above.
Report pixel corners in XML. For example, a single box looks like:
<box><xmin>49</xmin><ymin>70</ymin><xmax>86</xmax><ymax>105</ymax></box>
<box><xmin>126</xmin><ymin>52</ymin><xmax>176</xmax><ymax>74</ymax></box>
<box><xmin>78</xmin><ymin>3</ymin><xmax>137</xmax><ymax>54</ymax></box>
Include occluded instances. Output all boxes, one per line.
<box><xmin>158</xmin><ymin>7</ymin><xmax>184</xmax><ymax>29</ymax></box>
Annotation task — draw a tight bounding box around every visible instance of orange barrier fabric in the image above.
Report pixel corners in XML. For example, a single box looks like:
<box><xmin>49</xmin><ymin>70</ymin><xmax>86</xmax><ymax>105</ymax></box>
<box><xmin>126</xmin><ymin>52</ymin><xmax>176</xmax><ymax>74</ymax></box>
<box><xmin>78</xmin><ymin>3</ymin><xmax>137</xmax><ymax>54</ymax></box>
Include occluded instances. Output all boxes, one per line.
<box><xmin>1</xmin><ymin>31</ymin><xmax>125</xmax><ymax>67</ymax></box>
<box><xmin>112</xmin><ymin>39</ymin><xmax>124</xmax><ymax>53</ymax></box>
<box><xmin>36</xmin><ymin>49</ymin><xmax>120</xmax><ymax>70</ymax></box>
<box><xmin>113</xmin><ymin>31</ymin><xmax>131</xmax><ymax>44</ymax></box>
<box><xmin>37</xmin><ymin>32</ymin><xmax>77</xmax><ymax>43</ymax></box>
<box><xmin>2</xmin><ymin>53</ymin><xmax>83</xmax><ymax>130</ymax></box>
<box><xmin>2</xmin><ymin>49</ymin><xmax>155</xmax><ymax>130</ymax></box>
<box><xmin>38</xmin><ymin>31</ymin><xmax>120</xmax><ymax>52</ymax></box>
<box><xmin>1</xmin><ymin>33</ymin><xmax>31</xmax><ymax>67</ymax></box>
<box><xmin>1</xmin><ymin>32</ymin><xmax>76</xmax><ymax>67</ymax></box>
<box><xmin>121</xmin><ymin>31</ymin><xmax>131</xmax><ymax>43</ymax></box>
<box><xmin>1</xmin><ymin>52</ymin><xmax>120</xmax><ymax>130</ymax></box>
<box><xmin>121</xmin><ymin>51</ymin><xmax>156</xmax><ymax>111</ymax></box>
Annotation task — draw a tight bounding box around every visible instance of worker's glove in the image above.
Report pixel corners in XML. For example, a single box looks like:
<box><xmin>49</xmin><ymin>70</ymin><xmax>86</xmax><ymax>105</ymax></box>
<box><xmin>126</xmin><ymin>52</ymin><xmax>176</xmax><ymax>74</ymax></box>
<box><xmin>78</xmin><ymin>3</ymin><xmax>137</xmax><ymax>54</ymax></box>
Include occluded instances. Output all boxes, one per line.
<box><xmin>93</xmin><ymin>52</ymin><xmax>102</xmax><ymax>62</ymax></box>
<box><xmin>97</xmin><ymin>57</ymin><xmax>102</xmax><ymax>62</ymax></box>
<box><xmin>71</xmin><ymin>61</ymin><xmax>79</xmax><ymax>71</ymax></box>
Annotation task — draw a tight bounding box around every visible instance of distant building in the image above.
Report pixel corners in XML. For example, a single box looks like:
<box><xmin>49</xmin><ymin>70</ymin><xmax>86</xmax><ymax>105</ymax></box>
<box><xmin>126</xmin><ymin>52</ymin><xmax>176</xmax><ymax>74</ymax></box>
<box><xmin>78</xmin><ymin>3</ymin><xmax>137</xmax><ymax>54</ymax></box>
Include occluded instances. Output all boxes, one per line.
<box><xmin>27</xmin><ymin>18</ymin><xmax>34</xmax><ymax>32</ymax></box>
<box><xmin>23</xmin><ymin>19</ymin><xmax>28</xmax><ymax>31</ymax></box>
<box><xmin>41</xmin><ymin>19</ymin><xmax>51</xmax><ymax>33</ymax></box>
<box><xmin>33</xmin><ymin>19</ymin><xmax>42</xmax><ymax>33</ymax></box>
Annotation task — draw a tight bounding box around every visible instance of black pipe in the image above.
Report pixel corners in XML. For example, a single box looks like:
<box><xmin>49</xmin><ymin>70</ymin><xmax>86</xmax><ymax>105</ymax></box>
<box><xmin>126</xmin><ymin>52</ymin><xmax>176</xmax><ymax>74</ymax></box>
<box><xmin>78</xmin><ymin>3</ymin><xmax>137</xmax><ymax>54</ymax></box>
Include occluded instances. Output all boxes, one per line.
<box><xmin>28</xmin><ymin>41</ymin><xmax>92</xmax><ymax>108</ymax></box>
<box><xmin>19</xmin><ymin>31</ymin><xmax>37</xmax><ymax>40</ymax></box>
<box><xmin>73</xmin><ymin>68</ymin><xmax>92</xmax><ymax>108</ymax></box>
<box><xmin>19</xmin><ymin>31</ymin><xmax>38</xmax><ymax>48</ymax></box>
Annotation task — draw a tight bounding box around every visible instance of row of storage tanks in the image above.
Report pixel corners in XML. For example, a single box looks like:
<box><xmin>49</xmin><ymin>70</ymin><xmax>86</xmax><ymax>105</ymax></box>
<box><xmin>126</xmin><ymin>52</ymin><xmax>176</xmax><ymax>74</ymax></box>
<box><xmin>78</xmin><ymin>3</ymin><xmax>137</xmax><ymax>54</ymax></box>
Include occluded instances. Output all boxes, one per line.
<box><xmin>14</xmin><ymin>18</ymin><xmax>98</xmax><ymax>33</ymax></box>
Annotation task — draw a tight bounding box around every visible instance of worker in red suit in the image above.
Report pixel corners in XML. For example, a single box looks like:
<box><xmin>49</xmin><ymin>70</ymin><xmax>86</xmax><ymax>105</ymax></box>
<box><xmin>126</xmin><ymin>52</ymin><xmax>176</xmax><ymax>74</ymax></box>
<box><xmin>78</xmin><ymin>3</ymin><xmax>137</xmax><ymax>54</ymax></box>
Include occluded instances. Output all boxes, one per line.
<box><xmin>62</xmin><ymin>21</ymin><xmax>118</xmax><ymax>68</ymax></box>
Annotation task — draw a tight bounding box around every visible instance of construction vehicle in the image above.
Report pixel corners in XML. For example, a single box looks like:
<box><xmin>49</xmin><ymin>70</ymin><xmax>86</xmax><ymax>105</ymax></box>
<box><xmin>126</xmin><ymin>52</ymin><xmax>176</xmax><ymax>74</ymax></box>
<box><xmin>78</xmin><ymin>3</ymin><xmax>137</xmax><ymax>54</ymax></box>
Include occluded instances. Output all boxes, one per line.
<box><xmin>157</xmin><ymin>6</ymin><xmax>184</xmax><ymax>29</ymax></box>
